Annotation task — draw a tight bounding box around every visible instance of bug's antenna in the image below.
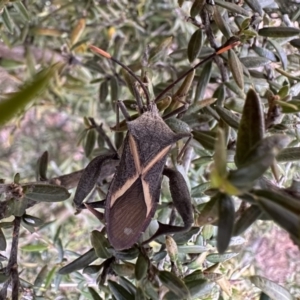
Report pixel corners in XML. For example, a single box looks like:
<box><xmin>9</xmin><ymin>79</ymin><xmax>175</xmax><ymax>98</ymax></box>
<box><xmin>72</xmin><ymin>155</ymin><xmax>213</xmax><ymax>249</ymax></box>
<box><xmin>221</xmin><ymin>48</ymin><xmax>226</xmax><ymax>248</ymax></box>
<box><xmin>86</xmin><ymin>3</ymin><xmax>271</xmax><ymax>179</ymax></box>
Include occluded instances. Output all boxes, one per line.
<box><xmin>89</xmin><ymin>45</ymin><xmax>151</xmax><ymax>106</ymax></box>
<box><xmin>153</xmin><ymin>36</ymin><xmax>241</xmax><ymax>103</ymax></box>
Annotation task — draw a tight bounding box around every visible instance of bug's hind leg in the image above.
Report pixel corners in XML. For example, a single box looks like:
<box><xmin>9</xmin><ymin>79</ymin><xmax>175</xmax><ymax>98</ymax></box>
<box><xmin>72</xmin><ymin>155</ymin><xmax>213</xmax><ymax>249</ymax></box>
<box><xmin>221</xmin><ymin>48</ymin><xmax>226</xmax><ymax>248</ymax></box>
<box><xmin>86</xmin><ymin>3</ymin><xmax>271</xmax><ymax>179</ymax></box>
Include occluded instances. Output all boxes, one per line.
<box><xmin>142</xmin><ymin>167</ymin><xmax>193</xmax><ymax>245</ymax></box>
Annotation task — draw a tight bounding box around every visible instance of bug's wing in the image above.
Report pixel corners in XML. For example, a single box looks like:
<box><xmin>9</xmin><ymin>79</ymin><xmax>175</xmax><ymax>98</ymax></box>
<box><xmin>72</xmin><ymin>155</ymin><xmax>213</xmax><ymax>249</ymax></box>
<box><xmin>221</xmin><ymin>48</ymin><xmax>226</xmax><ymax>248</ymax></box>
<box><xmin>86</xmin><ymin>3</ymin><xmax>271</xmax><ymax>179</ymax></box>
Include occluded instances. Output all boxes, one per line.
<box><xmin>106</xmin><ymin>176</ymin><xmax>157</xmax><ymax>250</ymax></box>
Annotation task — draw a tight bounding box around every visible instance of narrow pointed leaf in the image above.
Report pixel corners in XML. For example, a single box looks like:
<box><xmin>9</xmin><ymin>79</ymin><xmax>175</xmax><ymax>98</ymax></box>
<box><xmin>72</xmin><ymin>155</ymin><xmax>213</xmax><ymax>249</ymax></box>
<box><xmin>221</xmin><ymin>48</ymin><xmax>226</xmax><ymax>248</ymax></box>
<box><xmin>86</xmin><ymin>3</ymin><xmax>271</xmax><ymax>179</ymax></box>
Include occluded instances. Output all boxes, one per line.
<box><xmin>149</xmin><ymin>36</ymin><xmax>173</xmax><ymax>63</ymax></box>
<box><xmin>213</xmin><ymin>6</ymin><xmax>231</xmax><ymax>39</ymax></box>
<box><xmin>197</xmin><ymin>193</ymin><xmax>219</xmax><ymax>226</ymax></box>
<box><xmin>194</xmin><ymin>61</ymin><xmax>212</xmax><ymax>102</ymax></box>
<box><xmin>215</xmin><ymin>106</ymin><xmax>240</xmax><ymax>129</ymax></box>
<box><xmin>2</xmin><ymin>6</ymin><xmax>14</xmax><ymax>33</ymax></box>
<box><xmin>135</xmin><ymin>252</ymin><xmax>148</xmax><ymax>281</ymax></box>
<box><xmin>277</xmin><ymin>147</ymin><xmax>300</xmax><ymax>162</ymax></box>
<box><xmin>187</xmin><ymin>29</ymin><xmax>204</xmax><ymax>63</ymax></box>
<box><xmin>0</xmin><ymin>65</ymin><xmax>60</xmax><ymax>126</ymax></box>
<box><xmin>253</xmin><ymin>189</ymin><xmax>300</xmax><ymax>214</ymax></box>
<box><xmin>13</xmin><ymin>1</ymin><xmax>30</xmax><ymax>21</ymax></box>
<box><xmin>58</xmin><ymin>248</ymin><xmax>98</xmax><ymax>274</ymax></box>
<box><xmin>206</xmin><ymin>252</ymin><xmax>238</xmax><ymax>263</ymax></box>
<box><xmin>268</xmin><ymin>39</ymin><xmax>288</xmax><ymax>70</ymax></box>
<box><xmin>88</xmin><ymin>287</ymin><xmax>103</xmax><ymax>300</ymax></box>
<box><xmin>250</xmin><ymin>276</ymin><xmax>293</xmax><ymax>300</ymax></box>
<box><xmin>37</xmin><ymin>151</ymin><xmax>48</xmax><ymax>181</ymax></box>
<box><xmin>190</xmin><ymin>0</ymin><xmax>205</xmax><ymax>18</ymax></box>
<box><xmin>24</xmin><ymin>184</ymin><xmax>70</xmax><ymax>202</ymax></box>
<box><xmin>233</xmin><ymin>205</ymin><xmax>262</xmax><ymax>236</ymax></box>
<box><xmin>235</xmin><ymin>89</ymin><xmax>264</xmax><ymax>167</ymax></box>
<box><xmin>258</xmin><ymin>27</ymin><xmax>300</xmax><ymax>38</ymax></box>
<box><xmin>158</xmin><ymin>271</ymin><xmax>189</xmax><ymax>299</ymax></box>
<box><xmin>217</xmin><ymin>194</ymin><xmax>235</xmax><ymax>254</ymax></box>
<box><xmin>214</xmin><ymin>0</ymin><xmax>250</xmax><ymax>16</ymax></box>
<box><xmin>239</xmin><ymin>57</ymin><xmax>271</xmax><ymax>69</ymax></box>
<box><xmin>84</xmin><ymin>129</ymin><xmax>96</xmax><ymax>157</ymax></box>
<box><xmin>244</xmin><ymin>0</ymin><xmax>263</xmax><ymax>15</ymax></box>
<box><xmin>99</xmin><ymin>80</ymin><xmax>108</xmax><ymax>102</ymax></box>
<box><xmin>252</xmin><ymin>45</ymin><xmax>278</xmax><ymax>62</ymax></box>
<box><xmin>108</xmin><ymin>280</ymin><xmax>134</xmax><ymax>300</ymax></box>
<box><xmin>257</xmin><ymin>197</ymin><xmax>299</xmax><ymax>241</ymax></box>
<box><xmin>228</xmin><ymin>49</ymin><xmax>244</xmax><ymax>90</ymax></box>
<box><xmin>90</xmin><ymin>230</ymin><xmax>112</xmax><ymax>259</ymax></box>
<box><xmin>0</xmin><ymin>229</ymin><xmax>6</xmax><ymax>251</ymax></box>
<box><xmin>192</xmin><ymin>130</ymin><xmax>216</xmax><ymax>151</ymax></box>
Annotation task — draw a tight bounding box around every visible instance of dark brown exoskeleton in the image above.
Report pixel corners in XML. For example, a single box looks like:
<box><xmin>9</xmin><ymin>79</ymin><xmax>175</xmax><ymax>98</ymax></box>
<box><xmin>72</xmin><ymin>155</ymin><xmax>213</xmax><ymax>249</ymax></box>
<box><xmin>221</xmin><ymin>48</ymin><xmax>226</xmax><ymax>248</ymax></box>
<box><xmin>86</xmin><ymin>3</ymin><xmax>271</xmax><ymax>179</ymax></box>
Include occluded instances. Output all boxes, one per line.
<box><xmin>74</xmin><ymin>38</ymin><xmax>240</xmax><ymax>250</ymax></box>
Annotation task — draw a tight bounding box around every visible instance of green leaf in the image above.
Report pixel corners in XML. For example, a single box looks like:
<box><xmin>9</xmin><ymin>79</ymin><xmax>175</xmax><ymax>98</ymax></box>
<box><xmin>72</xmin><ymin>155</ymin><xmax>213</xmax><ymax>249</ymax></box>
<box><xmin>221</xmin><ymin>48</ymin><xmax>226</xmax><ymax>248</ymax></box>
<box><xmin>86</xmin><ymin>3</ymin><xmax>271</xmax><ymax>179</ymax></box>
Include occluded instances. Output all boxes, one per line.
<box><xmin>250</xmin><ymin>276</ymin><xmax>293</xmax><ymax>300</ymax></box>
<box><xmin>252</xmin><ymin>45</ymin><xmax>278</xmax><ymax>62</ymax></box>
<box><xmin>268</xmin><ymin>39</ymin><xmax>288</xmax><ymax>70</ymax></box>
<box><xmin>191</xmin><ymin>182</ymin><xmax>211</xmax><ymax>197</ymax></box>
<box><xmin>21</xmin><ymin>243</ymin><xmax>49</xmax><ymax>252</ymax></box>
<box><xmin>229</xmin><ymin>135</ymin><xmax>290</xmax><ymax>190</ymax></box>
<box><xmin>206</xmin><ymin>252</ymin><xmax>238</xmax><ymax>263</ymax></box>
<box><xmin>258</xmin><ymin>27</ymin><xmax>300</xmax><ymax>38</ymax></box>
<box><xmin>158</xmin><ymin>271</ymin><xmax>189</xmax><ymax>299</ymax></box>
<box><xmin>90</xmin><ymin>230</ymin><xmax>112</xmax><ymax>259</ymax></box>
<box><xmin>36</xmin><ymin>151</ymin><xmax>48</xmax><ymax>181</ymax></box>
<box><xmin>108</xmin><ymin>280</ymin><xmax>134</xmax><ymax>300</ymax></box>
<box><xmin>253</xmin><ymin>189</ymin><xmax>300</xmax><ymax>215</ymax></box>
<box><xmin>99</xmin><ymin>80</ymin><xmax>108</xmax><ymax>102</ymax></box>
<box><xmin>135</xmin><ymin>252</ymin><xmax>148</xmax><ymax>281</ymax></box>
<box><xmin>233</xmin><ymin>205</ymin><xmax>262</xmax><ymax>236</ymax></box>
<box><xmin>2</xmin><ymin>6</ymin><xmax>14</xmax><ymax>33</ymax></box>
<box><xmin>212</xmin><ymin>128</ymin><xmax>227</xmax><ymax>180</ymax></box>
<box><xmin>213</xmin><ymin>6</ymin><xmax>231</xmax><ymax>39</ymax></box>
<box><xmin>197</xmin><ymin>194</ymin><xmax>219</xmax><ymax>226</ymax></box>
<box><xmin>177</xmin><ymin>245</ymin><xmax>208</xmax><ymax>254</ymax></box>
<box><xmin>23</xmin><ymin>183</ymin><xmax>70</xmax><ymax>202</ymax></box>
<box><xmin>186</xmin><ymin>280</ymin><xmax>215</xmax><ymax>299</ymax></box>
<box><xmin>244</xmin><ymin>0</ymin><xmax>263</xmax><ymax>15</ymax></box>
<box><xmin>149</xmin><ymin>36</ymin><xmax>173</xmax><ymax>63</ymax></box>
<box><xmin>84</xmin><ymin>128</ymin><xmax>96</xmax><ymax>157</ymax></box>
<box><xmin>217</xmin><ymin>194</ymin><xmax>235</xmax><ymax>254</ymax></box>
<box><xmin>88</xmin><ymin>287</ymin><xmax>103</xmax><ymax>300</ymax></box>
<box><xmin>194</xmin><ymin>61</ymin><xmax>212</xmax><ymax>102</ymax></box>
<box><xmin>214</xmin><ymin>0</ymin><xmax>250</xmax><ymax>16</ymax></box>
<box><xmin>277</xmin><ymin>147</ymin><xmax>300</xmax><ymax>162</ymax></box>
<box><xmin>34</xmin><ymin>265</ymin><xmax>48</xmax><ymax>287</ymax></box>
<box><xmin>215</xmin><ymin>106</ymin><xmax>240</xmax><ymax>129</ymax></box>
<box><xmin>110</xmin><ymin>75</ymin><xmax>120</xmax><ymax>101</ymax></box>
<box><xmin>228</xmin><ymin>49</ymin><xmax>244</xmax><ymax>90</ymax></box>
<box><xmin>58</xmin><ymin>248</ymin><xmax>98</xmax><ymax>274</ymax></box>
<box><xmin>257</xmin><ymin>196</ymin><xmax>299</xmax><ymax>241</ymax></box>
<box><xmin>187</xmin><ymin>29</ymin><xmax>204</xmax><ymax>63</ymax></box>
<box><xmin>190</xmin><ymin>0</ymin><xmax>205</xmax><ymax>18</ymax></box>
<box><xmin>239</xmin><ymin>56</ymin><xmax>271</xmax><ymax>69</ymax></box>
<box><xmin>0</xmin><ymin>65</ymin><xmax>60</xmax><ymax>126</ymax></box>
<box><xmin>13</xmin><ymin>1</ymin><xmax>30</xmax><ymax>21</ymax></box>
<box><xmin>192</xmin><ymin>130</ymin><xmax>216</xmax><ymax>151</ymax></box>
<box><xmin>0</xmin><ymin>228</ymin><xmax>7</xmax><ymax>251</ymax></box>
<box><xmin>112</xmin><ymin>262</ymin><xmax>135</xmax><ymax>278</ymax></box>
<box><xmin>235</xmin><ymin>89</ymin><xmax>265</xmax><ymax>167</ymax></box>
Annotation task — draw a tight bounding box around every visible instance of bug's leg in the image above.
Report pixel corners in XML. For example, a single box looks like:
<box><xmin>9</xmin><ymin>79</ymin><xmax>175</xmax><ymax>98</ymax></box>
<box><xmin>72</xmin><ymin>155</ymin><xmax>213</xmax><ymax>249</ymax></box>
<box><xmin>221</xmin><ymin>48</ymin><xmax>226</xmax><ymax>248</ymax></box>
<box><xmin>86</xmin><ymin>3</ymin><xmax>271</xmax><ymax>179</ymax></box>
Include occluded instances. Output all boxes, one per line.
<box><xmin>84</xmin><ymin>203</ymin><xmax>105</xmax><ymax>224</ymax></box>
<box><xmin>89</xmin><ymin>117</ymin><xmax>117</xmax><ymax>153</ymax></box>
<box><xmin>177</xmin><ymin>133</ymin><xmax>193</xmax><ymax>162</ymax></box>
<box><xmin>73</xmin><ymin>154</ymin><xmax>119</xmax><ymax>210</ymax></box>
<box><xmin>162</xmin><ymin>104</ymin><xmax>189</xmax><ymax>120</ymax></box>
<box><xmin>142</xmin><ymin>167</ymin><xmax>193</xmax><ymax>245</ymax></box>
<box><xmin>78</xmin><ymin>199</ymin><xmax>106</xmax><ymax>210</ymax></box>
